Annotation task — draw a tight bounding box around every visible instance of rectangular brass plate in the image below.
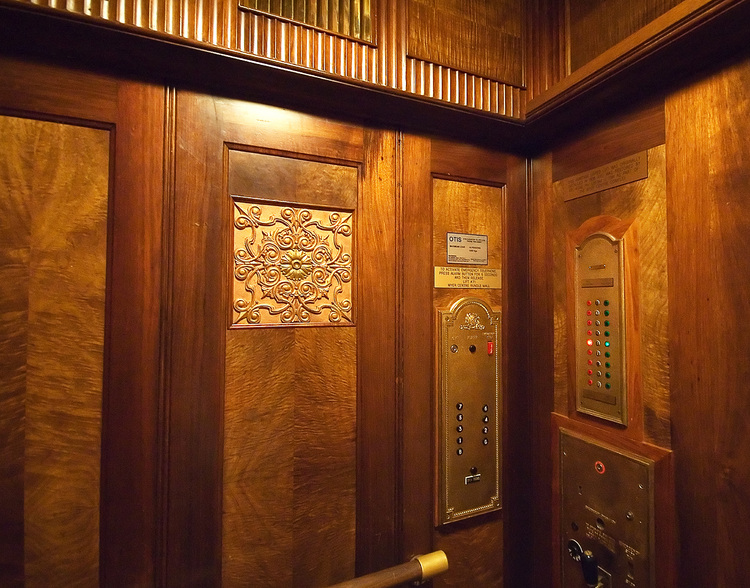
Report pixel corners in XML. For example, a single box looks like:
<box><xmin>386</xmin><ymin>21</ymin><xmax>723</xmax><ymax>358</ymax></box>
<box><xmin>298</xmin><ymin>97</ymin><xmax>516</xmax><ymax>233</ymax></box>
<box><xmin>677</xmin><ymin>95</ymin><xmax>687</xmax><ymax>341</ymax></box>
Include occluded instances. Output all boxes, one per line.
<box><xmin>560</xmin><ymin>429</ymin><xmax>654</xmax><ymax>588</ymax></box>
<box><xmin>434</xmin><ymin>267</ymin><xmax>501</xmax><ymax>289</ymax></box>
<box><xmin>557</xmin><ymin>151</ymin><xmax>648</xmax><ymax>202</ymax></box>
<box><xmin>437</xmin><ymin>297</ymin><xmax>501</xmax><ymax>525</ymax></box>
<box><xmin>574</xmin><ymin>233</ymin><xmax>627</xmax><ymax>425</ymax></box>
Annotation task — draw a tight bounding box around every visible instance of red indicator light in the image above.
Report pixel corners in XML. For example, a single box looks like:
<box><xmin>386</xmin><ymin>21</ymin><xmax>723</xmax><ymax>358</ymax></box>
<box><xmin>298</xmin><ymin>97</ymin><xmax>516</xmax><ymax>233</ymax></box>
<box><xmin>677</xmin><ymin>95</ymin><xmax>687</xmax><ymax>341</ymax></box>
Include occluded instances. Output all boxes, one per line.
<box><xmin>587</xmin><ymin>349</ymin><xmax>593</xmax><ymax>355</ymax></box>
<box><xmin>587</xmin><ymin>370</ymin><xmax>593</xmax><ymax>375</ymax></box>
<box><xmin>595</xmin><ymin>461</ymin><xmax>606</xmax><ymax>474</ymax></box>
<box><xmin>588</xmin><ymin>379</ymin><xmax>593</xmax><ymax>385</ymax></box>
<box><xmin>587</xmin><ymin>360</ymin><xmax>593</xmax><ymax>365</ymax></box>
<box><xmin>587</xmin><ymin>330</ymin><xmax>593</xmax><ymax>335</ymax></box>
<box><xmin>587</xmin><ymin>300</ymin><xmax>592</xmax><ymax>306</ymax></box>
<box><xmin>487</xmin><ymin>341</ymin><xmax>494</xmax><ymax>356</ymax></box>
<box><xmin>586</xmin><ymin>339</ymin><xmax>593</xmax><ymax>346</ymax></box>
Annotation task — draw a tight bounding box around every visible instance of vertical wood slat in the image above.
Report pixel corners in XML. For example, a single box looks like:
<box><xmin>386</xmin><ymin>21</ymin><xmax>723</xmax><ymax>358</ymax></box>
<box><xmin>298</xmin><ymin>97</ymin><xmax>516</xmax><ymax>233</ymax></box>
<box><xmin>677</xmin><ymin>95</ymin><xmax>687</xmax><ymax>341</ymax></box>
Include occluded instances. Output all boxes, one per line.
<box><xmin>10</xmin><ymin>0</ymin><xmax>527</xmax><ymax>120</ymax></box>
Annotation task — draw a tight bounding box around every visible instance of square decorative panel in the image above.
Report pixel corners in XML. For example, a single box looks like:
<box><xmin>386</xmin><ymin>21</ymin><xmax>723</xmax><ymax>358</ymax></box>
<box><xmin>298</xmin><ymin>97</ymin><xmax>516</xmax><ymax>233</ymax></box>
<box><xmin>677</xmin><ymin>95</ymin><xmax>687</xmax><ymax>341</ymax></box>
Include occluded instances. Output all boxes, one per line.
<box><xmin>232</xmin><ymin>199</ymin><xmax>354</xmax><ymax>326</ymax></box>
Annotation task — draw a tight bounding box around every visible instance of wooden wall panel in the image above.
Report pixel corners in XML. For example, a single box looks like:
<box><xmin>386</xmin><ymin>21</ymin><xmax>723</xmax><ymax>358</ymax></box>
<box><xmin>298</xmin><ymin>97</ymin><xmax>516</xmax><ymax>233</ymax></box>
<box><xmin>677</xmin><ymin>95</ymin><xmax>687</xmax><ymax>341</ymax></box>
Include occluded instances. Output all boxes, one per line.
<box><xmin>402</xmin><ymin>136</ymin><xmax>530</xmax><ymax>587</ymax></box>
<box><xmin>8</xmin><ymin>0</ymin><xmax>527</xmax><ymax>120</ymax></box>
<box><xmin>223</xmin><ymin>149</ymin><xmax>358</xmax><ymax>585</ymax></box>
<box><xmin>0</xmin><ymin>55</ymin><xmax>166</xmax><ymax>587</ymax></box>
<box><xmin>406</xmin><ymin>0</ymin><xmax>523</xmax><ymax>86</ymax></box>
<box><xmin>0</xmin><ymin>115</ymin><xmax>109</xmax><ymax>586</ymax></box>
<box><xmin>666</xmin><ymin>54</ymin><xmax>750</xmax><ymax>588</ymax></box>
<box><xmin>549</xmin><ymin>101</ymin><xmax>669</xmax><ymax>447</ymax></box>
<box><xmin>567</xmin><ymin>0</ymin><xmax>683</xmax><ymax>73</ymax></box>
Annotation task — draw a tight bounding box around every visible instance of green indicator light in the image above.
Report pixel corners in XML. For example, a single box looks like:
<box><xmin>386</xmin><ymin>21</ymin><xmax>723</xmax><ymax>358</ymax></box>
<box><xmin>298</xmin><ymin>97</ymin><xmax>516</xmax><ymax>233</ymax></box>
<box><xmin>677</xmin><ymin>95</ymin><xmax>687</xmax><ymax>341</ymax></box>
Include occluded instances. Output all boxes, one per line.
<box><xmin>604</xmin><ymin>310</ymin><xmax>610</xmax><ymax>316</ymax></box>
<box><xmin>604</xmin><ymin>331</ymin><xmax>610</xmax><ymax>337</ymax></box>
<box><xmin>605</xmin><ymin>383</ymin><xmax>611</xmax><ymax>389</ymax></box>
<box><xmin>604</xmin><ymin>341</ymin><xmax>611</xmax><ymax>347</ymax></box>
<box><xmin>604</xmin><ymin>300</ymin><xmax>610</xmax><ymax>306</ymax></box>
<box><xmin>605</xmin><ymin>362</ymin><xmax>611</xmax><ymax>368</ymax></box>
<box><xmin>605</xmin><ymin>352</ymin><xmax>611</xmax><ymax>358</ymax></box>
<box><xmin>604</xmin><ymin>320</ymin><xmax>610</xmax><ymax>326</ymax></box>
<box><xmin>605</xmin><ymin>373</ymin><xmax>611</xmax><ymax>378</ymax></box>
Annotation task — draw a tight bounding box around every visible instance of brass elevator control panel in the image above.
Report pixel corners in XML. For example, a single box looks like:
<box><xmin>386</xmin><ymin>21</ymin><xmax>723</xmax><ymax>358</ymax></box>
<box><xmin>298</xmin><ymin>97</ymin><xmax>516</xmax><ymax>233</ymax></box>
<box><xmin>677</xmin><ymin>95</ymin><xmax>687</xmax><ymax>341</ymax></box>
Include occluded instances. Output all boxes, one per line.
<box><xmin>436</xmin><ymin>297</ymin><xmax>501</xmax><ymax>525</ymax></box>
<box><xmin>560</xmin><ymin>429</ymin><xmax>654</xmax><ymax>588</ymax></box>
<box><xmin>574</xmin><ymin>232</ymin><xmax>627</xmax><ymax>425</ymax></box>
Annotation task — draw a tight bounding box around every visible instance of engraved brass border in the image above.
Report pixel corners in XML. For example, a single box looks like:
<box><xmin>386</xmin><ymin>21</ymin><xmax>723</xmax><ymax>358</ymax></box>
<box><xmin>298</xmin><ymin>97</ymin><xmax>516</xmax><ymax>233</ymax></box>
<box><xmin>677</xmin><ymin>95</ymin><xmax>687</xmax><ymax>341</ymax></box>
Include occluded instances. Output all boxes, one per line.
<box><xmin>436</xmin><ymin>297</ymin><xmax>502</xmax><ymax>525</ymax></box>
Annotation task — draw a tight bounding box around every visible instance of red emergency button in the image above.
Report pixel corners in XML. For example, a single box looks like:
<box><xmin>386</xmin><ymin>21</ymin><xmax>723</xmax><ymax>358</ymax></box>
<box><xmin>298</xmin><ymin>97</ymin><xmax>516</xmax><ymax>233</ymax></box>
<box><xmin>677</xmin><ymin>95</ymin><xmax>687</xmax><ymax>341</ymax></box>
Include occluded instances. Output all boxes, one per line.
<box><xmin>487</xmin><ymin>341</ymin><xmax>494</xmax><ymax>356</ymax></box>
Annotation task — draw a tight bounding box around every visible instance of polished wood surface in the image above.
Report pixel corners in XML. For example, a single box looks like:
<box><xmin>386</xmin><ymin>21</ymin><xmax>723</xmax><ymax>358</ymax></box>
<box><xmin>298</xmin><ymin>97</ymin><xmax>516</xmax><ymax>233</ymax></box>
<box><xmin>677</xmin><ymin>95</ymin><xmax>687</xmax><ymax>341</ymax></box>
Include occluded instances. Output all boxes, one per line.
<box><xmin>568</xmin><ymin>0</ymin><xmax>683</xmax><ymax>72</ymax></box>
<box><xmin>0</xmin><ymin>56</ymin><xmax>167</xmax><ymax>586</ymax></box>
<box><xmin>548</xmin><ymin>101</ymin><xmax>669</xmax><ymax>448</ymax></box>
<box><xmin>4</xmin><ymin>0</ymin><xmax>527</xmax><ymax>120</ymax></box>
<box><xmin>401</xmin><ymin>136</ymin><xmax>530</xmax><ymax>587</ymax></box>
<box><xmin>0</xmin><ymin>115</ymin><xmax>108</xmax><ymax>586</ymax></box>
<box><xmin>666</xmin><ymin>54</ymin><xmax>750</xmax><ymax>588</ymax></box>
<box><xmin>223</xmin><ymin>150</ymin><xmax>358</xmax><ymax>584</ymax></box>
<box><xmin>407</xmin><ymin>0</ymin><xmax>523</xmax><ymax>86</ymax></box>
<box><xmin>168</xmin><ymin>94</ymin><xmax>400</xmax><ymax>585</ymax></box>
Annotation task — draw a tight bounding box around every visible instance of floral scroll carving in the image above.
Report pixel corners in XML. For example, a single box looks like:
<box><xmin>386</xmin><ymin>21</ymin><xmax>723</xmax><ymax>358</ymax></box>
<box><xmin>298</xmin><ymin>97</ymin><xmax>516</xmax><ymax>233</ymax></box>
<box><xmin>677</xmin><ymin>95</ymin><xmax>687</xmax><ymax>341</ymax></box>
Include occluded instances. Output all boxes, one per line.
<box><xmin>232</xmin><ymin>200</ymin><xmax>354</xmax><ymax>326</ymax></box>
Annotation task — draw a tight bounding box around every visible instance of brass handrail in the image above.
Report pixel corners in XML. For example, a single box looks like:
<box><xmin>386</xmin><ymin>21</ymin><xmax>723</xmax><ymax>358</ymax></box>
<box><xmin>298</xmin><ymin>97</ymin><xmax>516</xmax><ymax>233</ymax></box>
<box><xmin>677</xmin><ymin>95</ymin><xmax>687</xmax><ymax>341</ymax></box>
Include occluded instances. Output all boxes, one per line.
<box><xmin>327</xmin><ymin>551</ymin><xmax>449</xmax><ymax>588</ymax></box>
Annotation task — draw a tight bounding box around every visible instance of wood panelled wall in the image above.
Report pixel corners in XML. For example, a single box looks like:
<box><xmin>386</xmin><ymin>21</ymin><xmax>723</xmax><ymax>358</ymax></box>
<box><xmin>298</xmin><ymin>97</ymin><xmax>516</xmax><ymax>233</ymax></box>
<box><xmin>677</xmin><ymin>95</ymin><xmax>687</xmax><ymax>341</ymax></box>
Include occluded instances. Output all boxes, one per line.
<box><xmin>530</xmin><ymin>50</ymin><xmax>750</xmax><ymax>586</ymax></box>
<box><xmin>0</xmin><ymin>50</ymin><xmax>531</xmax><ymax>586</ymax></box>
<box><xmin>0</xmin><ymin>57</ymin><xmax>166</xmax><ymax>587</ymax></box>
<box><xmin>9</xmin><ymin>0</ymin><xmax>526</xmax><ymax>119</ymax></box>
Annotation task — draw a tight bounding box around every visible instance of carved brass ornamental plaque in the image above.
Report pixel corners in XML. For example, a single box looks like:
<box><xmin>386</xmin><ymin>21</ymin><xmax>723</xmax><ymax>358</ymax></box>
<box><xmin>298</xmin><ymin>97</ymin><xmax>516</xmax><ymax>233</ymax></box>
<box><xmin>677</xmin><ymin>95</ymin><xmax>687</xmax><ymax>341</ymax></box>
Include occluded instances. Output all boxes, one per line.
<box><xmin>232</xmin><ymin>199</ymin><xmax>354</xmax><ymax>326</ymax></box>
<box><xmin>437</xmin><ymin>297</ymin><xmax>502</xmax><ymax>525</ymax></box>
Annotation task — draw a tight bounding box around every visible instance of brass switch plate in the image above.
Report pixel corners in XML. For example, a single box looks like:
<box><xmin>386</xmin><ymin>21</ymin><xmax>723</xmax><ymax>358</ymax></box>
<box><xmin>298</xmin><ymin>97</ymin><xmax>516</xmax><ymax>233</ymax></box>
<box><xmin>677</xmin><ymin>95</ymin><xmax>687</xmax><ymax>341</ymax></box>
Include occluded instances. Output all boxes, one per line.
<box><xmin>560</xmin><ymin>429</ymin><xmax>654</xmax><ymax>588</ymax></box>
<box><xmin>574</xmin><ymin>231</ymin><xmax>627</xmax><ymax>425</ymax></box>
<box><xmin>436</xmin><ymin>297</ymin><xmax>501</xmax><ymax>525</ymax></box>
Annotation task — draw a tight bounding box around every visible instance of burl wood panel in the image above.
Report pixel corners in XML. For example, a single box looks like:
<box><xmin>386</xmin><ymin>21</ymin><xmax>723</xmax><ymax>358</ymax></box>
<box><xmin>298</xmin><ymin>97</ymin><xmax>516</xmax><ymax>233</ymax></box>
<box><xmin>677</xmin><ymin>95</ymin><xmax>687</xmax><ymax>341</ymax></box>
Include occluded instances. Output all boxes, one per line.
<box><xmin>567</xmin><ymin>0</ymin><xmax>683</xmax><ymax>72</ymax></box>
<box><xmin>170</xmin><ymin>93</ymin><xmax>398</xmax><ymax>584</ymax></box>
<box><xmin>224</xmin><ymin>327</ymin><xmax>356</xmax><ymax>586</ymax></box>
<box><xmin>666</xmin><ymin>54</ymin><xmax>750</xmax><ymax>588</ymax></box>
<box><xmin>551</xmin><ymin>104</ymin><xmax>669</xmax><ymax>447</ymax></box>
<box><xmin>223</xmin><ymin>150</ymin><xmax>358</xmax><ymax>585</ymax></box>
<box><xmin>407</xmin><ymin>0</ymin><xmax>523</xmax><ymax>86</ymax></box>
<box><xmin>0</xmin><ymin>115</ymin><xmax>108</xmax><ymax>586</ymax></box>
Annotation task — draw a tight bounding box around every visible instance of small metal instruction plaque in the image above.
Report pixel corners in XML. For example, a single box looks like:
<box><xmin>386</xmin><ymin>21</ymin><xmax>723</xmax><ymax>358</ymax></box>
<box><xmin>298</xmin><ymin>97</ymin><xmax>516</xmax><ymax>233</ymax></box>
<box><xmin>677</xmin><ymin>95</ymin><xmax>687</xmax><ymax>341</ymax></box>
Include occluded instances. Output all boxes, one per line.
<box><xmin>557</xmin><ymin>151</ymin><xmax>648</xmax><ymax>202</ymax></box>
<box><xmin>446</xmin><ymin>232</ymin><xmax>488</xmax><ymax>265</ymax></box>
<box><xmin>434</xmin><ymin>267</ymin><xmax>501</xmax><ymax>289</ymax></box>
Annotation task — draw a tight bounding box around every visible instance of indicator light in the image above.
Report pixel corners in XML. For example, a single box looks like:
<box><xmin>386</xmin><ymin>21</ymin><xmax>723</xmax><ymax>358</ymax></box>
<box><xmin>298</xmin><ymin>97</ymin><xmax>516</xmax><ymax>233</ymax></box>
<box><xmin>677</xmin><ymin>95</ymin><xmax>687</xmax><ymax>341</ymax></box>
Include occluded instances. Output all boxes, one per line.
<box><xmin>587</xmin><ymin>350</ymin><xmax>593</xmax><ymax>355</ymax></box>
<box><xmin>604</xmin><ymin>300</ymin><xmax>610</xmax><ymax>306</ymax></box>
<box><xmin>587</xmin><ymin>300</ymin><xmax>592</xmax><ymax>306</ymax></box>
<box><xmin>587</xmin><ymin>339</ymin><xmax>593</xmax><ymax>346</ymax></box>
<box><xmin>587</xmin><ymin>310</ymin><xmax>592</xmax><ymax>316</ymax></box>
<box><xmin>587</xmin><ymin>320</ymin><xmax>593</xmax><ymax>326</ymax></box>
<box><xmin>605</xmin><ymin>341</ymin><xmax>611</xmax><ymax>347</ymax></box>
<box><xmin>605</xmin><ymin>373</ymin><xmax>611</xmax><ymax>378</ymax></box>
<box><xmin>588</xmin><ymin>359</ymin><xmax>593</xmax><ymax>365</ymax></box>
<box><xmin>587</xmin><ymin>330</ymin><xmax>593</xmax><ymax>335</ymax></box>
<box><xmin>604</xmin><ymin>310</ymin><xmax>610</xmax><ymax>316</ymax></box>
<box><xmin>605</xmin><ymin>362</ymin><xmax>610</xmax><ymax>368</ymax></box>
<box><xmin>604</xmin><ymin>331</ymin><xmax>610</xmax><ymax>337</ymax></box>
<box><xmin>605</xmin><ymin>352</ymin><xmax>610</xmax><ymax>358</ymax></box>
<box><xmin>487</xmin><ymin>341</ymin><xmax>494</xmax><ymax>356</ymax></box>
<box><xmin>587</xmin><ymin>369</ymin><xmax>593</xmax><ymax>375</ymax></box>
<box><xmin>605</xmin><ymin>383</ymin><xmax>611</xmax><ymax>389</ymax></box>
<box><xmin>604</xmin><ymin>320</ymin><xmax>609</xmax><ymax>326</ymax></box>
<box><xmin>588</xmin><ymin>379</ymin><xmax>593</xmax><ymax>385</ymax></box>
